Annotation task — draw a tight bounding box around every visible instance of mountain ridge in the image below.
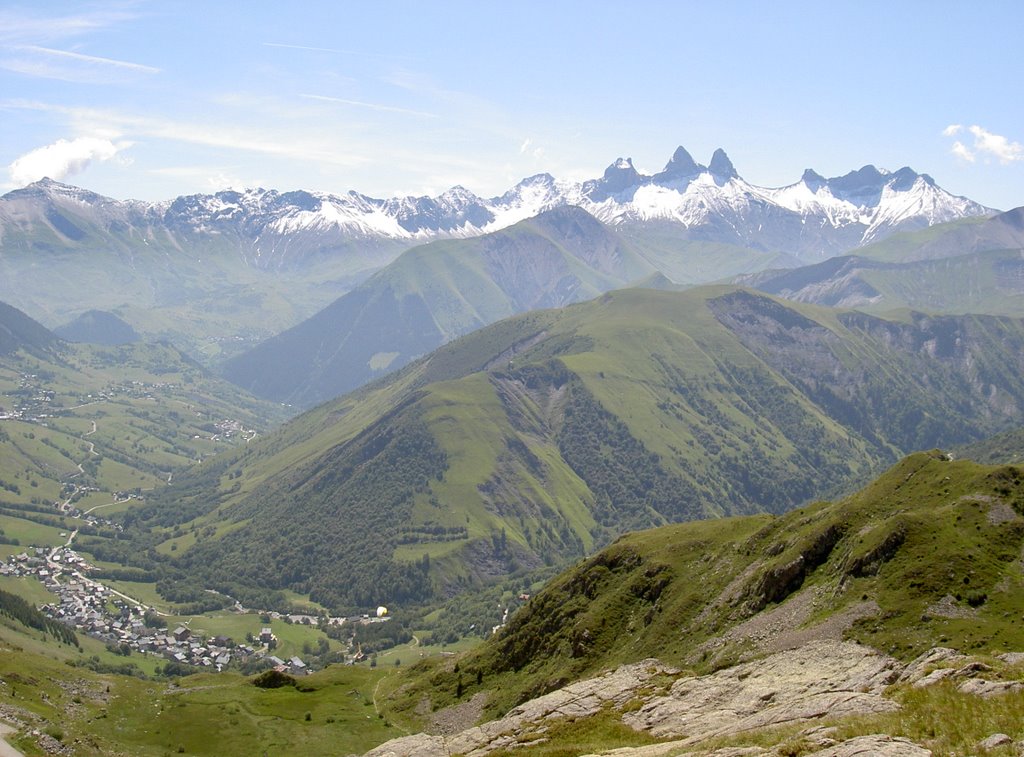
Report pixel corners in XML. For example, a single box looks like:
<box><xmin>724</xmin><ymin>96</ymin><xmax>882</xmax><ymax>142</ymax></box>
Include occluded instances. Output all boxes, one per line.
<box><xmin>374</xmin><ymin>450</ymin><xmax>1024</xmax><ymax>755</ymax></box>
<box><xmin>221</xmin><ymin>206</ymin><xmax>661</xmax><ymax>406</ymax></box>
<box><xmin>136</xmin><ymin>287</ymin><xmax>1024</xmax><ymax>613</ymax></box>
<box><xmin>1</xmin><ymin>146</ymin><xmax>992</xmax><ymax>266</ymax></box>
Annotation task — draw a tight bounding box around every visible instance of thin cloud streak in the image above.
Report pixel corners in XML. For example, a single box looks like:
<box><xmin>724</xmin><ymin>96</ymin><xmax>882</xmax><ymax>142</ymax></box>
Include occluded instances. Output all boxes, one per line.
<box><xmin>17</xmin><ymin>45</ymin><xmax>160</xmax><ymax>73</ymax></box>
<box><xmin>264</xmin><ymin>42</ymin><xmax>361</xmax><ymax>56</ymax></box>
<box><xmin>2</xmin><ymin>100</ymin><xmax>370</xmax><ymax>169</ymax></box>
<box><xmin>300</xmin><ymin>94</ymin><xmax>437</xmax><ymax>118</ymax></box>
<box><xmin>0</xmin><ymin>8</ymin><xmax>138</xmax><ymax>44</ymax></box>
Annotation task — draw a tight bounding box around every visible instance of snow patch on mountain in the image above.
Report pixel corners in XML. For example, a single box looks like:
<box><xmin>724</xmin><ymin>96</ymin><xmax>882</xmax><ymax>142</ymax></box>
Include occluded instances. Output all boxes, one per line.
<box><xmin>2</xmin><ymin>147</ymin><xmax>995</xmax><ymax>262</ymax></box>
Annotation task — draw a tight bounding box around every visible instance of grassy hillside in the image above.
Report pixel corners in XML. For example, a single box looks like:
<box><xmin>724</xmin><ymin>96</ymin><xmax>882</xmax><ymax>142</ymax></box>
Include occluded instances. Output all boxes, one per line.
<box><xmin>0</xmin><ymin>617</ymin><xmax>396</xmax><ymax>756</ymax></box>
<box><xmin>954</xmin><ymin>426</ymin><xmax>1024</xmax><ymax>465</ymax></box>
<box><xmin>129</xmin><ymin>287</ymin><xmax>1024</xmax><ymax>616</ymax></box>
<box><xmin>854</xmin><ymin>207</ymin><xmax>1021</xmax><ymax>263</ymax></box>
<box><xmin>0</xmin><ymin>307</ymin><xmax>288</xmax><ymax>559</ymax></box>
<box><xmin>745</xmin><ymin>248</ymin><xmax>1024</xmax><ymax>316</ymax></box>
<box><xmin>385</xmin><ymin>451</ymin><xmax>1024</xmax><ymax>722</ymax></box>
<box><xmin>223</xmin><ymin>206</ymin><xmax>659</xmax><ymax>407</ymax></box>
<box><xmin>3</xmin><ymin>451</ymin><xmax>1024</xmax><ymax>755</ymax></box>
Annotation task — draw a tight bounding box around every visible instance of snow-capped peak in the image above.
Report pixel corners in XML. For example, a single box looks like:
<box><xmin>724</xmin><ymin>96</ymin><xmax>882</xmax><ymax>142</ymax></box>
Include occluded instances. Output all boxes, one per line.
<box><xmin>1</xmin><ymin>145</ymin><xmax>996</xmax><ymax>263</ymax></box>
<box><xmin>708</xmin><ymin>148</ymin><xmax>738</xmax><ymax>180</ymax></box>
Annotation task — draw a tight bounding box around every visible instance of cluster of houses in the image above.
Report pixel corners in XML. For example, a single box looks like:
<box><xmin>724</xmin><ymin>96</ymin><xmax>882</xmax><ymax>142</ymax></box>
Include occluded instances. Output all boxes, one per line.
<box><xmin>2</xmin><ymin>545</ymin><xmax>312</xmax><ymax>674</ymax></box>
<box><xmin>0</xmin><ymin>373</ymin><xmax>56</xmax><ymax>421</ymax></box>
<box><xmin>210</xmin><ymin>418</ymin><xmax>257</xmax><ymax>443</ymax></box>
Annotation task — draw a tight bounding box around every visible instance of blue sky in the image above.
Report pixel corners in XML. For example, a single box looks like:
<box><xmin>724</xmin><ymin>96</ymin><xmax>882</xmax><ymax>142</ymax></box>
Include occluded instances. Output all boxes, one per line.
<box><xmin>1</xmin><ymin>1</ymin><xmax>1022</xmax><ymax>209</ymax></box>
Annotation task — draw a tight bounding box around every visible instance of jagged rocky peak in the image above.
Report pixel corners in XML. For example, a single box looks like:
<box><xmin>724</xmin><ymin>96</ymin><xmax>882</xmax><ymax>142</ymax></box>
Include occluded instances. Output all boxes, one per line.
<box><xmin>439</xmin><ymin>185</ymin><xmax>480</xmax><ymax>203</ymax></box>
<box><xmin>887</xmin><ymin>166</ymin><xmax>930</xmax><ymax>191</ymax></box>
<box><xmin>708</xmin><ymin>148</ymin><xmax>738</xmax><ymax>180</ymax></box>
<box><xmin>800</xmin><ymin>168</ymin><xmax>827</xmax><ymax>191</ymax></box>
<box><xmin>512</xmin><ymin>172</ymin><xmax>557</xmax><ymax>189</ymax></box>
<box><xmin>828</xmin><ymin>165</ymin><xmax>889</xmax><ymax>195</ymax></box>
<box><xmin>597</xmin><ymin>157</ymin><xmax>643</xmax><ymax>196</ymax></box>
<box><xmin>13</xmin><ymin>177</ymin><xmax>108</xmax><ymax>205</ymax></box>
<box><xmin>605</xmin><ymin>157</ymin><xmax>640</xmax><ymax>179</ymax></box>
<box><xmin>655</xmin><ymin>145</ymin><xmax>704</xmax><ymax>181</ymax></box>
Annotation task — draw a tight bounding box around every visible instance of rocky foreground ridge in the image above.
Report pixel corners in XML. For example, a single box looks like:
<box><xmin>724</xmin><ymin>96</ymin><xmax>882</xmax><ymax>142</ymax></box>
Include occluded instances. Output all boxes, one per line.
<box><xmin>365</xmin><ymin>641</ymin><xmax>1024</xmax><ymax>756</ymax></box>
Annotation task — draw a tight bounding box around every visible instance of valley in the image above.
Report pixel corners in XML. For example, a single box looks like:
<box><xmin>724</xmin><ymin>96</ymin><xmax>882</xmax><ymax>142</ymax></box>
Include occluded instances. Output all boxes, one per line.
<box><xmin>4</xmin><ymin>3</ymin><xmax>1024</xmax><ymax>753</ymax></box>
<box><xmin>0</xmin><ymin>148</ymin><xmax>992</xmax><ymax>373</ymax></box>
<box><xmin>1</xmin><ymin>136</ymin><xmax>1023</xmax><ymax>757</ymax></box>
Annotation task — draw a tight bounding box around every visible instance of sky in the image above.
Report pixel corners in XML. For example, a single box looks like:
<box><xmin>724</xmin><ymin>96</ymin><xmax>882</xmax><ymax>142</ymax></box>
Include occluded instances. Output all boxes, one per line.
<box><xmin>1</xmin><ymin>1</ymin><xmax>1022</xmax><ymax>210</ymax></box>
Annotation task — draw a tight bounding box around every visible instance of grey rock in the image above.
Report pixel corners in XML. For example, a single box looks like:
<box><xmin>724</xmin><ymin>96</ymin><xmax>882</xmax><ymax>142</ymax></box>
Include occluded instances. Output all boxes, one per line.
<box><xmin>361</xmin><ymin>733</ymin><xmax>447</xmax><ymax>757</ymax></box>
<box><xmin>367</xmin><ymin>660</ymin><xmax>675</xmax><ymax>757</ymax></box>
<box><xmin>957</xmin><ymin>679</ymin><xmax>1024</xmax><ymax>698</ymax></box>
<box><xmin>997</xmin><ymin>651</ymin><xmax>1024</xmax><ymax>665</ymax></box>
<box><xmin>623</xmin><ymin>641</ymin><xmax>900</xmax><ymax>743</ymax></box>
<box><xmin>899</xmin><ymin>647</ymin><xmax>965</xmax><ymax>684</ymax></box>
<box><xmin>911</xmin><ymin>667</ymin><xmax>957</xmax><ymax>689</ymax></box>
<box><xmin>978</xmin><ymin>733</ymin><xmax>1012</xmax><ymax>750</ymax></box>
<box><xmin>803</xmin><ymin>734</ymin><xmax>931</xmax><ymax>755</ymax></box>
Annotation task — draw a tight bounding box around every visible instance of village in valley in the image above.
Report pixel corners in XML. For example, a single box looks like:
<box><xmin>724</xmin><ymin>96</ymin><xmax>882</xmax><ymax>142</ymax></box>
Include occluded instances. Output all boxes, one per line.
<box><xmin>2</xmin><ymin>538</ymin><xmax>391</xmax><ymax>677</ymax></box>
<box><xmin>0</xmin><ymin>365</ymin><xmax>402</xmax><ymax>679</ymax></box>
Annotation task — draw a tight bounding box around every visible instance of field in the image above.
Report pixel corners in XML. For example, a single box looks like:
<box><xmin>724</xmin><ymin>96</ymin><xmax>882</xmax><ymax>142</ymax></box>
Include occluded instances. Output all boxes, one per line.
<box><xmin>0</xmin><ymin>624</ymin><xmax>399</xmax><ymax>756</ymax></box>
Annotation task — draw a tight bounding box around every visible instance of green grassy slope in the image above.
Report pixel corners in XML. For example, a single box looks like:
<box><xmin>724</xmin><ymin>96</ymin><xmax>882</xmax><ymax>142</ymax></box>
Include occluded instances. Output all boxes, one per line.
<box><xmin>747</xmin><ymin>248</ymin><xmax>1024</xmax><ymax>317</ymax></box>
<box><xmin>854</xmin><ymin>208</ymin><xmax>1020</xmax><ymax>263</ymax></box>
<box><xmin>0</xmin><ymin>619</ymin><xmax>395</xmax><ymax>756</ymax></box>
<box><xmin>222</xmin><ymin>206</ymin><xmax>660</xmax><ymax>407</ymax></box>
<box><xmin>386</xmin><ymin>451</ymin><xmax>1024</xmax><ymax>721</ymax></box>
<box><xmin>954</xmin><ymin>426</ymin><xmax>1024</xmax><ymax>465</ymax></box>
<box><xmin>0</xmin><ymin>308</ymin><xmax>288</xmax><ymax>556</ymax></box>
<box><xmin>132</xmin><ymin>287</ymin><xmax>1024</xmax><ymax>615</ymax></box>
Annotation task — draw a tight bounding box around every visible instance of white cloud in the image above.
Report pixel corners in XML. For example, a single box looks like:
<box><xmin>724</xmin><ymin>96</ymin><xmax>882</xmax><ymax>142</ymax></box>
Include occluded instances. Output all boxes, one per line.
<box><xmin>3</xmin><ymin>100</ymin><xmax>370</xmax><ymax>170</ymax></box>
<box><xmin>519</xmin><ymin>139</ymin><xmax>544</xmax><ymax>159</ymax></box>
<box><xmin>944</xmin><ymin>124</ymin><xmax>1023</xmax><ymax>165</ymax></box>
<box><xmin>0</xmin><ymin>8</ymin><xmax>137</xmax><ymax>44</ymax></box>
<box><xmin>968</xmin><ymin>125</ymin><xmax>1024</xmax><ymax>164</ymax></box>
<box><xmin>9</xmin><ymin>137</ymin><xmax>130</xmax><ymax>185</ymax></box>
<box><xmin>150</xmin><ymin>166</ymin><xmax>259</xmax><ymax>192</ymax></box>
<box><xmin>0</xmin><ymin>45</ymin><xmax>159</xmax><ymax>83</ymax></box>
<box><xmin>950</xmin><ymin>141</ymin><xmax>975</xmax><ymax>163</ymax></box>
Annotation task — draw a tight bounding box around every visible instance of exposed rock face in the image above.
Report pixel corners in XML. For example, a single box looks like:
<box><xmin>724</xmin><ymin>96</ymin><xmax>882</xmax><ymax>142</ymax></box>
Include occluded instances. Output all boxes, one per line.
<box><xmin>364</xmin><ymin>660</ymin><xmax>676</xmax><ymax>757</ymax></box>
<box><xmin>359</xmin><ymin>733</ymin><xmax>446</xmax><ymax>757</ymax></box>
<box><xmin>978</xmin><ymin>733</ymin><xmax>1013</xmax><ymax>750</ymax></box>
<box><xmin>365</xmin><ymin>640</ymin><xmax>1024</xmax><ymax>756</ymax></box>
<box><xmin>365</xmin><ymin>643</ymin><xmax>904</xmax><ymax>756</ymax></box>
<box><xmin>802</xmin><ymin>735</ymin><xmax>933</xmax><ymax>756</ymax></box>
<box><xmin>623</xmin><ymin>641</ymin><xmax>901</xmax><ymax>743</ymax></box>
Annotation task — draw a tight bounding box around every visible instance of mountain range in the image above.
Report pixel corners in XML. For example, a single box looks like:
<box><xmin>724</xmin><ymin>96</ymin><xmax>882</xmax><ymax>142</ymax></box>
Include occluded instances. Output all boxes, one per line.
<box><xmin>224</xmin><ymin>203</ymin><xmax>1024</xmax><ymax>408</ymax></box>
<box><xmin>0</xmin><ymin>147</ymin><xmax>989</xmax><ymax>264</ymax></box>
<box><xmin>738</xmin><ymin>207</ymin><xmax>1024</xmax><ymax>314</ymax></box>
<box><xmin>0</xmin><ymin>147</ymin><xmax>992</xmax><ymax>367</ymax></box>
<box><xmin>135</xmin><ymin>287</ymin><xmax>1024</xmax><ymax>613</ymax></box>
<box><xmin>222</xmin><ymin>206</ymin><xmax>664</xmax><ymax>405</ymax></box>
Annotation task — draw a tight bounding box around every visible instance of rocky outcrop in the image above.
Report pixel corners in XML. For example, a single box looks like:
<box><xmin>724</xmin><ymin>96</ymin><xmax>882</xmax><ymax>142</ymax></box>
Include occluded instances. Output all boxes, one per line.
<box><xmin>365</xmin><ymin>640</ymin><xmax>1024</xmax><ymax>756</ymax></box>
<box><xmin>365</xmin><ymin>643</ymin><xmax>903</xmax><ymax>756</ymax></box>
<box><xmin>623</xmin><ymin>641</ymin><xmax>900</xmax><ymax>743</ymax></box>
<box><xmin>802</xmin><ymin>735</ymin><xmax>932</xmax><ymax>756</ymax></box>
